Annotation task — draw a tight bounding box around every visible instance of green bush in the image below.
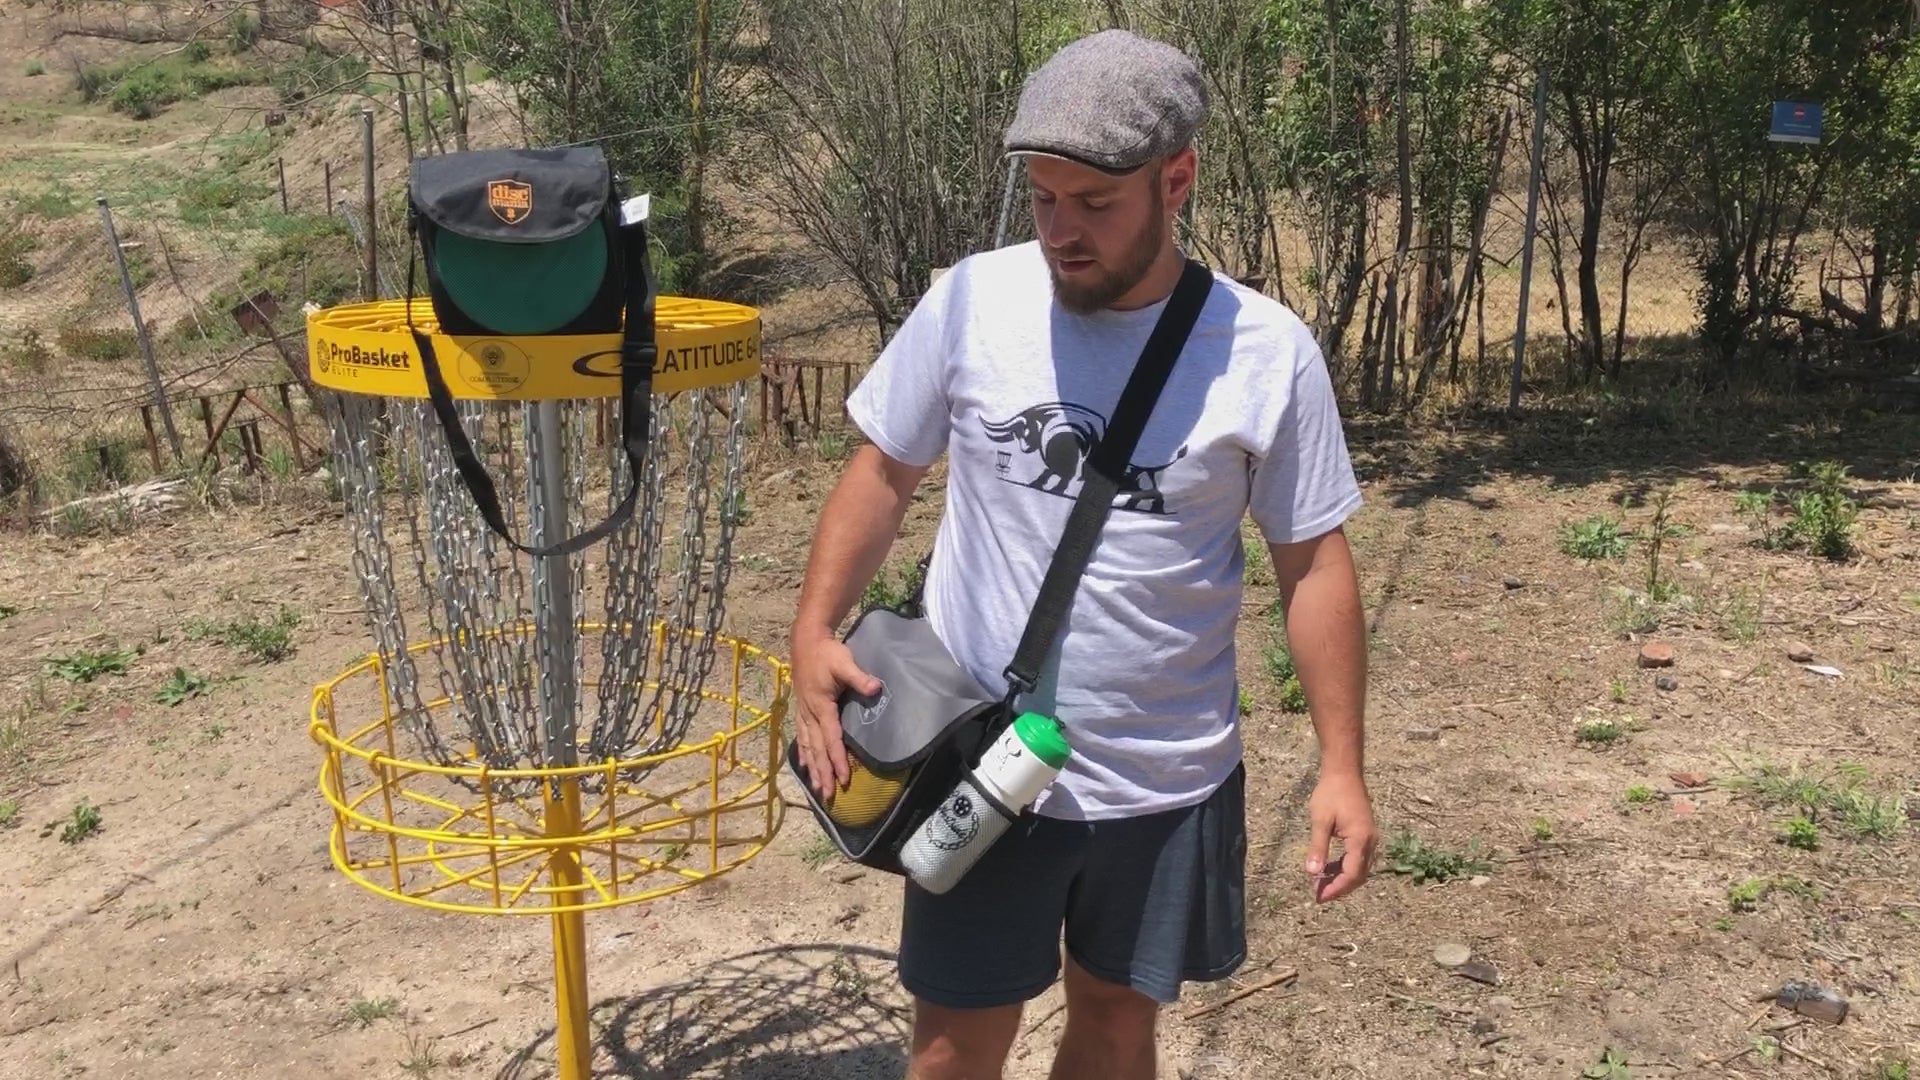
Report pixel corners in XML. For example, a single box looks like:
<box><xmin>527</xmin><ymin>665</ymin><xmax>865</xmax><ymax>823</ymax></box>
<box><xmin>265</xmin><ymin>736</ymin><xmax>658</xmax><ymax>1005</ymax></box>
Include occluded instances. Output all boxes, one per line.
<box><xmin>0</xmin><ymin>230</ymin><xmax>37</xmax><ymax>289</ymax></box>
<box><xmin>109</xmin><ymin>69</ymin><xmax>175</xmax><ymax>119</ymax></box>
<box><xmin>1559</xmin><ymin>515</ymin><xmax>1631</xmax><ymax>560</ymax></box>
<box><xmin>56</xmin><ymin>324</ymin><xmax>137</xmax><ymax>363</ymax></box>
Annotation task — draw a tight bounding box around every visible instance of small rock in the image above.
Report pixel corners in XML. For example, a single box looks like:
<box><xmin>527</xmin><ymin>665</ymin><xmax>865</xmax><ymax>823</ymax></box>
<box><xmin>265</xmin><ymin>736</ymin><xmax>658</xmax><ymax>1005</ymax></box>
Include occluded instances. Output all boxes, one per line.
<box><xmin>1655</xmin><ymin>675</ymin><xmax>1679</xmax><ymax>692</ymax></box>
<box><xmin>1669</xmin><ymin>771</ymin><xmax>1710</xmax><ymax>788</ymax></box>
<box><xmin>1433</xmin><ymin>942</ymin><xmax>1473</xmax><ymax>969</ymax></box>
<box><xmin>1787</xmin><ymin>641</ymin><xmax>1816</xmax><ymax>663</ymax></box>
<box><xmin>1717</xmin><ymin>668</ymin><xmax>1737</xmax><ymax>680</ymax></box>
<box><xmin>1709</xmin><ymin>522</ymin><xmax>1742</xmax><ymax>534</ymax></box>
<box><xmin>1452</xmin><ymin>649</ymin><xmax>1476</xmax><ymax>664</ymax></box>
<box><xmin>1405</xmin><ymin>726</ymin><xmax>1442</xmax><ymax>742</ymax></box>
<box><xmin>1182</xmin><ymin>1054</ymin><xmax>1236</xmax><ymax>1080</ymax></box>
<box><xmin>1672</xmin><ymin>797</ymin><xmax>1699</xmax><ymax>816</ymax></box>
<box><xmin>1802</xmin><ymin>664</ymin><xmax>1843</xmax><ymax>679</ymax></box>
<box><xmin>1638</xmin><ymin>643</ymin><xmax>1676</xmax><ymax>668</ymax></box>
<box><xmin>1503</xmin><ymin>576</ymin><xmax>1525</xmax><ymax>590</ymax></box>
<box><xmin>1455</xmin><ymin>959</ymin><xmax>1501</xmax><ymax>986</ymax></box>
<box><xmin>291</xmin><ymin>549</ymin><xmax>310</xmax><ymax>563</ymax></box>
<box><xmin>1469</xmin><ymin>875</ymin><xmax>1491</xmax><ymax>888</ymax></box>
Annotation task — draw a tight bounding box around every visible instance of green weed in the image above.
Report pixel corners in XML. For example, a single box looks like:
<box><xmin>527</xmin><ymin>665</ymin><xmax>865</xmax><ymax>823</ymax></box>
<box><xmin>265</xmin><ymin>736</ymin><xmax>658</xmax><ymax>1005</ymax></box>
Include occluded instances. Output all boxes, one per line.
<box><xmin>1583</xmin><ymin>1048</ymin><xmax>1632</xmax><ymax>1080</ymax></box>
<box><xmin>55</xmin><ymin>323</ymin><xmax>136</xmax><ymax>362</ymax></box>
<box><xmin>1624</xmin><ymin>785</ymin><xmax>1656</xmax><ymax>805</ymax></box>
<box><xmin>801</xmin><ymin>833</ymin><xmax>840</xmax><ymax>871</ymax></box>
<box><xmin>344</xmin><ymin>996</ymin><xmax>399</xmax><ymax>1028</ymax></box>
<box><xmin>49</xmin><ymin>799</ymin><xmax>102</xmax><ymax>844</ymax></box>
<box><xmin>0</xmin><ymin>228</ymin><xmax>37</xmax><ymax>289</ymax></box>
<box><xmin>1728</xmin><ymin>877</ymin><xmax>1767</xmax><ymax>913</ymax></box>
<box><xmin>1722</xmin><ymin>757</ymin><xmax>1905</xmax><ymax>841</ymax></box>
<box><xmin>1718</xmin><ymin>580</ymin><xmax>1764</xmax><ymax>643</ymax></box>
<box><xmin>1774</xmin><ymin>876</ymin><xmax>1822</xmax><ymax>902</ymax></box>
<box><xmin>1830</xmin><ymin>789</ymin><xmax>1904</xmax><ymax>840</ymax></box>
<box><xmin>0</xmin><ymin>799</ymin><xmax>18</xmax><ymax>828</ymax></box>
<box><xmin>1779</xmin><ymin>815</ymin><xmax>1819</xmax><ymax>851</ymax></box>
<box><xmin>1750</xmin><ymin>462</ymin><xmax>1859</xmax><ymax>559</ymax></box>
<box><xmin>1261</xmin><ymin>643</ymin><xmax>1308</xmax><ymax>713</ymax></box>
<box><xmin>1559</xmin><ymin>514</ymin><xmax>1631</xmax><ymax>560</ymax></box>
<box><xmin>1530</xmin><ymin>817</ymin><xmax>1555</xmax><ymax>842</ymax></box>
<box><xmin>856</xmin><ymin>559</ymin><xmax>925</xmax><ymax>616</ymax></box>
<box><xmin>154</xmin><ymin>667</ymin><xmax>211</xmax><ymax>707</ymax></box>
<box><xmin>1383</xmin><ymin>831</ymin><xmax>1491</xmax><ymax>884</ymax></box>
<box><xmin>188</xmin><ymin>607</ymin><xmax>300</xmax><ymax>662</ymax></box>
<box><xmin>1576</xmin><ymin>718</ymin><xmax>1626</xmax><ymax>745</ymax></box>
<box><xmin>45</xmin><ymin>647</ymin><xmax>138</xmax><ymax>683</ymax></box>
<box><xmin>24</xmin><ymin>59</ymin><xmax>46</xmax><ymax>77</ymax></box>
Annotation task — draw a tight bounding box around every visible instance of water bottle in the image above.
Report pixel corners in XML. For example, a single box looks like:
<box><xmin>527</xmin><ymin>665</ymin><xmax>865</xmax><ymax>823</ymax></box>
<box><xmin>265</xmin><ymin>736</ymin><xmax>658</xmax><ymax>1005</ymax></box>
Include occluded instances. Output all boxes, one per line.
<box><xmin>899</xmin><ymin>712</ymin><xmax>1070</xmax><ymax>894</ymax></box>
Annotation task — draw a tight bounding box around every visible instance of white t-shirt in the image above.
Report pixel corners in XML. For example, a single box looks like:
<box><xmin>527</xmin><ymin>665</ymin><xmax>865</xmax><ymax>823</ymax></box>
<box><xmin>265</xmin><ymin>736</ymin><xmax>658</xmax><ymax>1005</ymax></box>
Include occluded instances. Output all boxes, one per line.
<box><xmin>845</xmin><ymin>241</ymin><xmax>1362</xmax><ymax>821</ymax></box>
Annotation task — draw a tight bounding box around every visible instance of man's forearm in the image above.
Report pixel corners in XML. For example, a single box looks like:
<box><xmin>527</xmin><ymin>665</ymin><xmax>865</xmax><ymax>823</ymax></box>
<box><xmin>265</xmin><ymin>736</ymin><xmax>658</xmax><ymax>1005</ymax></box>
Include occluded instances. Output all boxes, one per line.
<box><xmin>791</xmin><ymin>446</ymin><xmax>926</xmax><ymax>648</ymax></box>
<box><xmin>1274</xmin><ymin>534</ymin><xmax>1368</xmax><ymax>780</ymax></box>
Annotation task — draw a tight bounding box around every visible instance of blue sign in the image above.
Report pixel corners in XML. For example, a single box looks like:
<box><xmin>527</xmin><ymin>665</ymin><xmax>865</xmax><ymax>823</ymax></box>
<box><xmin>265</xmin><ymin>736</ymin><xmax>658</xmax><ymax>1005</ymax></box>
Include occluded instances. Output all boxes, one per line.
<box><xmin>1770</xmin><ymin>100</ymin><xmax>1823</xmax><ymax>144</ymax></box>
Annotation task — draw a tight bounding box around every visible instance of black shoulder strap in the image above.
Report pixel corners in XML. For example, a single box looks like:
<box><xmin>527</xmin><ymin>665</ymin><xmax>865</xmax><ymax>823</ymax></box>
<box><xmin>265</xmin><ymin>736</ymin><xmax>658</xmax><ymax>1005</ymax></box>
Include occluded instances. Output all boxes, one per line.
<box><xmin>1001</xmin><ymin>258</ymin><xmax>1214</xmax><ymax>702</ymax></box>
<box><xmin>403</xmin><ymin>212</ymin><xmax>656</xmax><ymax>559</ymax></box>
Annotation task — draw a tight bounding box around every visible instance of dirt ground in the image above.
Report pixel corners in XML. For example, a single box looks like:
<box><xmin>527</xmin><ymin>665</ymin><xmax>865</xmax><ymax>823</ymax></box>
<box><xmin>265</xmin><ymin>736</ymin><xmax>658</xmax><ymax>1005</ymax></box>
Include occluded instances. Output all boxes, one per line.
<box><xmin>2</xmin><ymin>387</ymin><xmax>1916</xmax><ymax>1080</ymax></box>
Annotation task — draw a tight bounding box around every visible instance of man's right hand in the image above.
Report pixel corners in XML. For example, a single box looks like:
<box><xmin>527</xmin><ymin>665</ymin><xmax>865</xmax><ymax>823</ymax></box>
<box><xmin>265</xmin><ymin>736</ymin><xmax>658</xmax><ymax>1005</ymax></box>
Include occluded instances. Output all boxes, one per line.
<box><xmin>790</xmin><ymin>629</ymin><xmax>883</xmax><ymax>801</ymax></box>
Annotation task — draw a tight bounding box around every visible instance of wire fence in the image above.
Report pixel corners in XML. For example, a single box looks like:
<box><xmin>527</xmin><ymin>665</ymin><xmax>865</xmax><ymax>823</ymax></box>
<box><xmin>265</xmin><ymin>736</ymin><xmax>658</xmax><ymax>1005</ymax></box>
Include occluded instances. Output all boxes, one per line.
<box><xmin>0</xmin><ymin>116</ymin><xmax>369</xmax><ymax>519</ymax></box>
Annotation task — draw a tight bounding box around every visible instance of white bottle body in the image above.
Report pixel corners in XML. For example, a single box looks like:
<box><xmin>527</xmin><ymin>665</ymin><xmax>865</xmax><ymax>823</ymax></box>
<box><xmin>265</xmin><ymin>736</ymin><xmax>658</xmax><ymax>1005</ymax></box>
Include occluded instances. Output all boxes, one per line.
<box><xmin>899</xmin><ymin>723</ymin><xmax>1064</xmax><ymax>894</ymax></box>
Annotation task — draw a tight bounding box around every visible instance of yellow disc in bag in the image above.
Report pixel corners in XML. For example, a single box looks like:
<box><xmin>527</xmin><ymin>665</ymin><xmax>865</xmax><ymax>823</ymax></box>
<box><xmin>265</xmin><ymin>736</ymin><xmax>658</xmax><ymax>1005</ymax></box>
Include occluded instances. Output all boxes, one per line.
<box><xmin>826</xmin><ymin>757</ymin><xmax>908</xmax><ymax>829</ymax></box>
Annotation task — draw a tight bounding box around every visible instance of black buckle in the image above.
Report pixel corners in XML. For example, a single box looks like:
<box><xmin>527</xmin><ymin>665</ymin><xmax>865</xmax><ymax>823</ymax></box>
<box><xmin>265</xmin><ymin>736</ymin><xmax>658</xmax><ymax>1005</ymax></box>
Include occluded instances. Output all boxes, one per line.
<box><xmin>1002</xmin><ymin>666</ymin><xmax>1035</xmax><ymax>704</ymax></box>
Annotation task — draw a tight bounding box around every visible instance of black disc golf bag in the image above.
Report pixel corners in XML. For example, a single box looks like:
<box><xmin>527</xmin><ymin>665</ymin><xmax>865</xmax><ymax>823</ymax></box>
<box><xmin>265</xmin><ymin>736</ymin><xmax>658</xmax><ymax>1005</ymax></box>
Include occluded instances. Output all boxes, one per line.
<box><xmin>403</xmin><ymin>144</ymin><xmax>656</xmax><ymax>558</ymax></box>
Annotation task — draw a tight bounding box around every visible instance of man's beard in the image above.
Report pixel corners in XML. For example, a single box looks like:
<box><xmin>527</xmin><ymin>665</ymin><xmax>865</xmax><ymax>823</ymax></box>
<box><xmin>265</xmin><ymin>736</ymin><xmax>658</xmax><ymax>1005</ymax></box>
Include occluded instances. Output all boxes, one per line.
<box><xmin>1046</xmin><ymin>190</ymin><xmax>1167</xmax><ymax>315</ymax></box>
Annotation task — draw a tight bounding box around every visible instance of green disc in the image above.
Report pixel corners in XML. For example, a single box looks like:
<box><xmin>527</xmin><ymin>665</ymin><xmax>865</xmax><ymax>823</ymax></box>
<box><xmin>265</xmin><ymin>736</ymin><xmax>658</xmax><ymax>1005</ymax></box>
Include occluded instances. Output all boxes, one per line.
<box><xmin>431</xmin><ymin>226</ymin><xmax>608</xmax><ymax>335</ymax></box>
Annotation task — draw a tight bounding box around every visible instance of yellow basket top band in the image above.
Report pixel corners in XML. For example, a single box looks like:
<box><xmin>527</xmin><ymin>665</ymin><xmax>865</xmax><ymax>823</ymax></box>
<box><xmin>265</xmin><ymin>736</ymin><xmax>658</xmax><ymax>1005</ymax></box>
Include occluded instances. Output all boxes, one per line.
<box><xmin>306</xmin><ymin>297</ymin><xmax>762</xmax><ymax>401</ymax></box>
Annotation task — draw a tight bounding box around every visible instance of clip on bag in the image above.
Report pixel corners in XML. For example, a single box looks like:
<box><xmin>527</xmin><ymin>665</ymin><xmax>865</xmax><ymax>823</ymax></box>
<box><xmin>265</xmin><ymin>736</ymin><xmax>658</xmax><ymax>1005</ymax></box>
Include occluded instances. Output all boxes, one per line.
<box><xmin>403</xmin><ymin>143</ymin><xmax>655</xmax><ymax>558</ymax></box>
<box><xmin>787</xmin><ymin>258</ymin><xmax>1216</xmax><ymax>877</ymax></box>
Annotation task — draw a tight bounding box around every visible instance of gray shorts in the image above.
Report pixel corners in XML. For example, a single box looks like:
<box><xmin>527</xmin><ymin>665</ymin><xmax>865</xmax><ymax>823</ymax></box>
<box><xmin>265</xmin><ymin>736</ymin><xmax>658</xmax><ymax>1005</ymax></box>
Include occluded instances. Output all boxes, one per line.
<box><xmin>896</xmin><ymin>763</ymin><xmax>1247</xmax><ymax>1008</ymax></box>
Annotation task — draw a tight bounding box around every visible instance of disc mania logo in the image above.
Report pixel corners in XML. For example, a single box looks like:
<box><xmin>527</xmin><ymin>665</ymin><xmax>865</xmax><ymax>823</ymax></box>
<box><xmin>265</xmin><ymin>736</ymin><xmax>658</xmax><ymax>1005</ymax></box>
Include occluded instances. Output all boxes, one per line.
<box><xmin>487</xmin><ymin>179</ymin><xmax>532</xmax><ymax>224</ymax></box>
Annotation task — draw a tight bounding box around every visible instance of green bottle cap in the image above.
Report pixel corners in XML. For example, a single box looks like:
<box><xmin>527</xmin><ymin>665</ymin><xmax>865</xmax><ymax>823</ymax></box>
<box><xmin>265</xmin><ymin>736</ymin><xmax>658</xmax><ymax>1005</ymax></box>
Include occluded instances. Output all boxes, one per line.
<box><xmin>1012</xmin><ymin>712</ymin><xmax>1071</xmax><ymax>768</ymax></box>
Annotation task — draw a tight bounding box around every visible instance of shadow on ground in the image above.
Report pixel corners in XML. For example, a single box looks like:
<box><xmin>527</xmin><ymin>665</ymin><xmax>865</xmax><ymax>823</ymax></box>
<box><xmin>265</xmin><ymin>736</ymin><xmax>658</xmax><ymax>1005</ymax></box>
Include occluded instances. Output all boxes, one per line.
<box><xmin>499</xmin><ymin>943</ymin><xmax>910</xmax><ymax>1080</ymax></box>
<box><xmin>1343</xmin><ymin>362</ymin><xmax>1920</xmax><ymax>512</ymax></box>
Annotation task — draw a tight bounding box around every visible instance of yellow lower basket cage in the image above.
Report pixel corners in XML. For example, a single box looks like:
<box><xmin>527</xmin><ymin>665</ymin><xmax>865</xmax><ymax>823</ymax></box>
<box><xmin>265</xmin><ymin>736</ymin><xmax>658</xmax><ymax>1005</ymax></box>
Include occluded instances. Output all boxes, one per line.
<box><xmin>309</xmin><ymin>628</ymin><xmax>789</xmax><ymax>916</ymax></box>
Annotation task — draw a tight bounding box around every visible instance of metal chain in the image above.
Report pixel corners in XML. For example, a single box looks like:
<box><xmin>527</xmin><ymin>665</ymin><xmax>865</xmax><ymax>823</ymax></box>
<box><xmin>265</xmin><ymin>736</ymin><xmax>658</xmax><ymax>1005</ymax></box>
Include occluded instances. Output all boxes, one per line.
<box><xmin>589</xmin><ymin>392</ymin><xmax>665</xmax><ymax>761</ymax></box>
<box><xmin>328</xmin><ymin>375</ymin><xmax>753</xmax><ymax>779</ymax></box>
<box><xmin>682</xmin><ymin>379</ymin><xmax>751</xmax><ymax>726</ymax></box>
<box><xmin>643</xmin><ymin>394</ymin><xmax>716</xmax><ymax>757</ymax></box>
<box><xmin>331</xmin><ymin>397</ymin><xmax>450</xmax><ymax>767</ymax></box>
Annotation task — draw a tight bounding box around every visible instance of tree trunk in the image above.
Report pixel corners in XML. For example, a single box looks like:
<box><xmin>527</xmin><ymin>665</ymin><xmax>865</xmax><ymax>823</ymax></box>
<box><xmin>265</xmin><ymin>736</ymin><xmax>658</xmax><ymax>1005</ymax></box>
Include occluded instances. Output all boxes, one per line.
<box><xmin>1382</xmin><ymin>0</ymin><xmax>1413</xmax><ymax>409</ymax></box>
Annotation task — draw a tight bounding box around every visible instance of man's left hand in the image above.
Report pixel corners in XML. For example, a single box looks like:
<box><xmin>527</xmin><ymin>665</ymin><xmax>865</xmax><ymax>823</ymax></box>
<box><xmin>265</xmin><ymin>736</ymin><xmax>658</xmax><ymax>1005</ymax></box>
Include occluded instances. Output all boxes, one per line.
<box><xmin>1304</xmin><ymin>772</ymin><xmax>1376</xmax><ymax>904</ymax></box>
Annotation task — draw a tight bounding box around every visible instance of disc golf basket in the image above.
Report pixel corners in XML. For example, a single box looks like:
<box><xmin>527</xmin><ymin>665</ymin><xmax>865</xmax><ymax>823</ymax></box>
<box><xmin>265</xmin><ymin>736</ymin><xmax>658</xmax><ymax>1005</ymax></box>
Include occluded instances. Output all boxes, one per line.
<box><xmin>303</xmin><ymin>294</ymin><xmax>786</xmax><ymax>1080</ymax></box>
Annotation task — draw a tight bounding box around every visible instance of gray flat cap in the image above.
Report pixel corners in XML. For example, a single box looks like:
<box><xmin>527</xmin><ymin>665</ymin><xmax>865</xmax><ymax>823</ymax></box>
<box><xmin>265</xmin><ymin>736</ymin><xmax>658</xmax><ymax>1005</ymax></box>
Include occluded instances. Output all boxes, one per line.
<box><xmin>1003</xmin><ymin>29</ymin><xmax>1208</xmax><ymax>174</ymax></box>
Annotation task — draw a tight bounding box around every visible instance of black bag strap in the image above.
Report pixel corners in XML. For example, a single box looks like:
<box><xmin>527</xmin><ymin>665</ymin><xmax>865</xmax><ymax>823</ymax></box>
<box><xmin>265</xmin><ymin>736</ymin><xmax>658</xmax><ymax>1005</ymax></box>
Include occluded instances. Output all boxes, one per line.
<box><xmin>1001</xmin><ymin>258</ymin><xmax>1214</xmax><ymax>703</ymax></box>
<box><xmin>402</xmin><ymin>210</ymin><xmax>656</xmax><ymax>559</ymax></box>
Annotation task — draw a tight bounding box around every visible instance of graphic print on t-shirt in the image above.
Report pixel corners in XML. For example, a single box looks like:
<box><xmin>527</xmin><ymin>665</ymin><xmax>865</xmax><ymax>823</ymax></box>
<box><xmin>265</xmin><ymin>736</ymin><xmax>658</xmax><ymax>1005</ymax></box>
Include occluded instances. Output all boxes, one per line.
<box><xmin>980</xmin><ymin>401</ymin><xmax>1187</xmax><ymax>516</ymax></box>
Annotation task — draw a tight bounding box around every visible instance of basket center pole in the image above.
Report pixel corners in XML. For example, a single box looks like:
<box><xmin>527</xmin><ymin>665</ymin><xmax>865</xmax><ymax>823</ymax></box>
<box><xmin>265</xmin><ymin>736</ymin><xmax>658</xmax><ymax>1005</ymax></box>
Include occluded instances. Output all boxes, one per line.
<box><xmin>529</xmin><ymin>400</ymin><xmax>592</xmax><ymax>1078</ymax></box>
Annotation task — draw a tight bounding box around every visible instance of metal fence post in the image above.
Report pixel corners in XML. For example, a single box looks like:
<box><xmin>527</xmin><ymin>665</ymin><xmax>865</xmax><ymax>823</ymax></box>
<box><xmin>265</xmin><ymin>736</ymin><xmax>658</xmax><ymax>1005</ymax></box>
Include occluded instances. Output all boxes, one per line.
<box><xmin>97</xmin><ymin>196</ymin><xmax>182</xmax><ymax>464</ymax></box>
<box><xmin>1510</xmin><ymin>68</ymin><xmax>1549</xmax><ymax>412</ymax></box>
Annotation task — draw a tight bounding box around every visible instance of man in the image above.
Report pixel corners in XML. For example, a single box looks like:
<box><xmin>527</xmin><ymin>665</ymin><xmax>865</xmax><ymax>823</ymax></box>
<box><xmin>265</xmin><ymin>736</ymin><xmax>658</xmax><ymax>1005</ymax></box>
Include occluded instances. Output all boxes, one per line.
<box><xmin>788</xmin><ymin>28</ymin><xmax>1376</xmax><ymax>1080</ymax></box>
